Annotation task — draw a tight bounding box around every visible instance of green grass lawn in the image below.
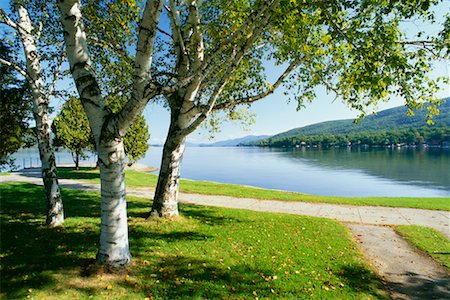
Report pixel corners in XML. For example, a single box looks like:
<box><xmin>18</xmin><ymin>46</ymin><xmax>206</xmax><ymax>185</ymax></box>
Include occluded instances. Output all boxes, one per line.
<box><xmin>0</xmin><ymin>172</ymin><xmax>10</xmax><ymax>176</ymax></box>
<box><xmin>57</xmin><ymin>167</ymin><xmax>450</xmax><ymax>211</ymax></box>
<box><xmin>395</xmin><ymin>225</ymin><xmax>450</xmax><ymax>270</ymax></box>
<box><xmin>0</xmin><ymin>182</ymin><xmax>388</xmax><ymax>299</ymax></box>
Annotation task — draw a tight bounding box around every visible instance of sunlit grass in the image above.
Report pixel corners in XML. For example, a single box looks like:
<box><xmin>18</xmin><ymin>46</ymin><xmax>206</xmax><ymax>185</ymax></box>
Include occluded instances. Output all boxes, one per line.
<box><xmin>0</xmin><ymin>182</ymin><xmax>388</xmax><ymax>299</ymax></box>
<box><xmin>57</xmin><ymin>167</ymin><xmax>450</xmax><ymax>210</ymax></box>
<box><xmin>396</xmin><ymin>225</ymin><xmax>450</xmax><ymax>270</ymax></box>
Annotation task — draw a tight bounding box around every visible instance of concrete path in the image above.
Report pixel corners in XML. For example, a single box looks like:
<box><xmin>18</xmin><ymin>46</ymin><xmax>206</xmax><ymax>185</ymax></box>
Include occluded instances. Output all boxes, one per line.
<box><xmin>1</xmin><ymin>169</ymin><xmax>450</xmax><ymax>299</ymax></box>
<box><xmin>349</xmin><ymin>224</ymin><xmax>450</xmax><ymax>299</ymax></box>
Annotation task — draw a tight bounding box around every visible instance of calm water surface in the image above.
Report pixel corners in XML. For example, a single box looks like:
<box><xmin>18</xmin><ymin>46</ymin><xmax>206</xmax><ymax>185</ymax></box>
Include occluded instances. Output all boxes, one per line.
<box><xmin>12</xmin><ymin>146</ymin><xmax>450</xmax><ymax>197</ymax></box>
<box><xmin>140</xmin><ymin>146</ymin><xmax>449</xmax><ymax>197</ymax></box>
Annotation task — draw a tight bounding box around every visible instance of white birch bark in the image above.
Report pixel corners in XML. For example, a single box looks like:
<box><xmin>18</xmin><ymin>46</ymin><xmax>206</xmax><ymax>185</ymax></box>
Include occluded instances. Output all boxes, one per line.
<box><xmin>16</xmin><ymin>5</ymin><xmax>64</xmax><ymax>227</ymax></box>
<box><xmin>97</xmin><ymin>140</ymin><xmax>131</xmax><ymax>266</ymax></box>
<box><xmin>150</xmin><ymin>117</ymin><xmax>185</xmax><ymax>217</ymax></box>
<box><xmin>59</xmin><ymin>0</ymin><xmax>131</xmax><ymax>268</ymax></box>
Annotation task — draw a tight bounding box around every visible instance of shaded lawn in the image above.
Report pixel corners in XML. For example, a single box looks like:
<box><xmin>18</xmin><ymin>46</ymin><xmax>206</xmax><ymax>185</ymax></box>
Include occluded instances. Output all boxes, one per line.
<box><xmin>57</xmin><ymin>167</ymin><xmax>450</xmax><ymax>211</ymax></box>
<box><xmin>0</xmin><ymin>182</ymin><xmax>388</xmax><ymax>299</ymax></box>
<box><xmin>396</xmin><ymin>225</ymin><xmax>450</xmax><ymax>270</ymax></box>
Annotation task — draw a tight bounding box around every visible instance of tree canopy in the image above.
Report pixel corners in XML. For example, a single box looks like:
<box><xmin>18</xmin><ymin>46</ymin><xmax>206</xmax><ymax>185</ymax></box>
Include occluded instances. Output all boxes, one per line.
<box><xmin>0</xmin><ymin>41</ymin><xmax>33</xmax><ymax>169</ymax></box>
<box><xmin>52</xmin><ymin>96</ymin><xmax>94</xmax><ymax>169</ymax></box>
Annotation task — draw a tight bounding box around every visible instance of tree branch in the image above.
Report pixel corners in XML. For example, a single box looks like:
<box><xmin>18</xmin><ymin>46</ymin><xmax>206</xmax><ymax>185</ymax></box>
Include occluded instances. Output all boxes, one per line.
<box><xmin>167</xmin><ymin>0</ymin><xmax>188</xmax><ymax>77</ymax></box>
<box><xmin>157</xmin><ymin>27</ymin><xmax>172</xmax><ymax>38</ymax></box>
<box><xmin>0</xmin><ymin>8</ymin><xmax>17</xmax><ymax>29</ymax></box>
<box><xmin>0</xmin><ymin>57</ymin><xmax>28</xmax><ymax>79</ymax></box>
<box><xmin>58</xmin><ymin>0</ymin><xmax>107</xmax><ymax>140</ymax></box>
<box><xmin>213</xmin><ymin>59</ymin><xmax>300</xmax><ymax>111</ymax></box>
<box><xmin>198</xmin><ymin>0</ymin><xmax>274</xmax><ymax>77</ymax></box>
<box><xmin>46</xmin><ymin>49</ymin><xmax>65</xmax><ymax>99</ymax></box>
<box><xmin>35</xmin><ymin>2</ymin><xmax>47</xmax><ymax>40</ymax></box>
<box><xmin>162</xmin><ymin>0</ymin><xmax>279</xmax><ymax>102</ymax></box>
<box><xmin>90</xmin><ymin>36</ymin><xmax>133</xmax><ymax>64</ymax></box>
<box><xmin>134</xmin><ymin>0</ymin><xmax>163</xmax><ymax>81</ymax></box>
<box><xmin>176</xmin><ymin>0</ymin><xmax>280</xmax><ymax>138</ymax></box>
<box><xmin>113</xmin><ymin>0</ymin><xmax>164</xmax><ymax>135</ymax></box>
<box><xmin>400</xmin><ymin>40</ymin><xmax>442</xmax><ymax>57</ymax></box>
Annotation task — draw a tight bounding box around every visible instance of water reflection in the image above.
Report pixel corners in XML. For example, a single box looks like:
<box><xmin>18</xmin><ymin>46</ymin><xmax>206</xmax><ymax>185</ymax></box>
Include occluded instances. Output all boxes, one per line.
<box><xmin>275</xmin><ymin>147</ymin><xmax>449</xmax><ymax>191</ymax></box>
<box><xmin>140</xmin><ymin>146</ymin><xmax>449</xmax><ymax>197</ymax></box>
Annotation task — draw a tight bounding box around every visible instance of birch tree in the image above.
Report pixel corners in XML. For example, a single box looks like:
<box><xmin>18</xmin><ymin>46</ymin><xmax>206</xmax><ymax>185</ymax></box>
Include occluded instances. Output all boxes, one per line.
<box><xmin>144</xmin><ymin>0</ymin><xmax>448</xmax><ymax>218</ymax></box>
<box><xmin>58</xmin><ymin>0</ymin><xmax>165</xmax><ymax>268</ymax></box>
<box><xmin>0</xmin><ymin>3</ymin><xmax>65</xmax><ymax>226</ymax></box>
<box><xmin>58</xmin><ymin>0</ymin><xmax>447</xmax><ymax>268</ymax></box>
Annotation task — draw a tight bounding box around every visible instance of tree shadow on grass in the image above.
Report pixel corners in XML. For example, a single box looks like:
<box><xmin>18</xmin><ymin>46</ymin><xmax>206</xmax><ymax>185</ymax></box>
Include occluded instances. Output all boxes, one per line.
<box><xmin>1</xmin><ymin>183</ymin><xmax>389</xmax><ymax>299</ymax></box>
<box><xmin>0</xmin><ymin>183</ymin><xmax>214</xmax><ymax>298</ymax></box>
<box><xmin>135</xmin><ymin>255</ymin><xmax>277</xmax><ymax>299</ymax></box>
<box><xmin>338</xmin><ymin>265</ymin><xmax>390</xmax><ymax>299</ymax></box>
<box><xmin>1</xmin><ymin>183</ymin><xmax>101</xmax><ymax>298</ymax></box>
<box><xmin>1</xmin><ymin>220</ymin><xmax>98</xmax><ymax>298</ymax></box>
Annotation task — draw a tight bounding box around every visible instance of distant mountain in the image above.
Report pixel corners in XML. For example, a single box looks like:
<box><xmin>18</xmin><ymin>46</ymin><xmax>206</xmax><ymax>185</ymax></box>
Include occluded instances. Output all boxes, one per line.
<box><xmin>200</xmin><ymin>135</ymin><xmax>270</xmax><ymax>147</ymax></box>
<box><xmin>260</xmin><ymin>99</ymin><xmax>450</xmax><ymax>142</ymax></box>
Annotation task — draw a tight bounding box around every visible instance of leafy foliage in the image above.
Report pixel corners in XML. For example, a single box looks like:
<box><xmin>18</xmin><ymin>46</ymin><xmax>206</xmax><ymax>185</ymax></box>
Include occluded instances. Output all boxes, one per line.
<box><xmin>80</xmin><ymin>0</ymin><xmax>140</xmax><ymax>97</ymax></box>
<box><xmin>1</xmin><ymin>1</ymin><xmax>68</xmax><ymax>99</ymax></box>
<box><xmin>52</xmin><ymin>97</ymin><xmax>95</xmax><ymax>169</ymax></box>
<box><xmin>70</xmin><ymin>0</ymin><xmax>449</xmax><ymax>129</ymax></box>
<box><xmin>268</xmin><ymin>0</ymin><xmax>448</xmax><ymax>117</ymax></box>
<box><xmin>0</xmin><ymin>41</ymin><xmax>33</xmax><ymax>169</ymax></box>
<box><xmin>53</xmin><ymin>95</ymin><xmax>150</xmax><ymax>166</ymax></box>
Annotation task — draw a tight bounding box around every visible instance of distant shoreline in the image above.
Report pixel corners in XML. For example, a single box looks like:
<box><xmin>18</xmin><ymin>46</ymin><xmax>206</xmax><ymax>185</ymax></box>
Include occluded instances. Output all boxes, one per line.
<box><xmin>244</xmin><ymin>143</ymin><xmax>450</xmax><ymax>149</ymax></box>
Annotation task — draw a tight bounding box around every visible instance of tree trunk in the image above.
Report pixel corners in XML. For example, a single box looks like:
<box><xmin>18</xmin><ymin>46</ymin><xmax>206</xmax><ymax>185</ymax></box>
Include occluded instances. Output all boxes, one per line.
<box><xmin>16</xmin><ymin>5</ymin><xmax>64</xmax><ymax>227</ymax></box>
<box><xmin>96</xmin><ymin>139</ymin><xmax>131</xmax><ymax>268</ymax></box>
<box><xmin>149</xmin><ymin>125</ymin><xmax>186</xmax><ymax>218</ymax></box>
<box><xmin>74</xmin><ymin>151</ymin><xmax>80</xmax><ymax>170</ymax></box>
<box><xmin>36</xmin><ymin>121</ymin><xmax>64</xmax><ymax>227</ymax></box>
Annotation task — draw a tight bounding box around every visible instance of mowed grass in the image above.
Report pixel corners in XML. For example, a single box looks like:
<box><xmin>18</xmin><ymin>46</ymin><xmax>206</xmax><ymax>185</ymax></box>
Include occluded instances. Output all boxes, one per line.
<box><xmin>395</xmin><ymin>225</ymin><xmax>450</xmax><ymax>270</ymax></box>
<box><xmin>57</xmin><ymin>167</ymin><xmax>450</xmax><ymax>211</ymax></box>
<box><xmin>0</xmin><ymin>182</ymin><xmax>388</xmax><ymax>299</ymax></box>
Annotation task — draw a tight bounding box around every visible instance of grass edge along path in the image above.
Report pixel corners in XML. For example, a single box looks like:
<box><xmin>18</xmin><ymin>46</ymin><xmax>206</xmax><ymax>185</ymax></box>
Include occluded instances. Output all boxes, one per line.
<box><xmin>0</xmin><ymin>182</ymin><xmax>389</xmax><ymax>299</ymax></box>
<box><xmin>395</xmin><ymin>225</ymin><xmax>450</xmax><ymax>270</ymax></box>
<box><xmin>56</xmin><ymin>167</ymin><xmax>450</xmax><ymax>211</ymax></box>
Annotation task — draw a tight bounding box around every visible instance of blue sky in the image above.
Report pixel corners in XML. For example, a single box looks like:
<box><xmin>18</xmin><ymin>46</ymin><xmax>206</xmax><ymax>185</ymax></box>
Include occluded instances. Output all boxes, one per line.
<box><xmin>2</xmin><ymin>1</ymin><xmax>449</xmax><ymax>144</ymax></box>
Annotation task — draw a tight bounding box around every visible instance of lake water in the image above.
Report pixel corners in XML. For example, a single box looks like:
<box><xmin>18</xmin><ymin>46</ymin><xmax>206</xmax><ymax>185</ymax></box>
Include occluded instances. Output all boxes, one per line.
<box><xmin>11</xmin><ymin>146</ymin><xmax>450</xmax><ymax>198</ymax></box>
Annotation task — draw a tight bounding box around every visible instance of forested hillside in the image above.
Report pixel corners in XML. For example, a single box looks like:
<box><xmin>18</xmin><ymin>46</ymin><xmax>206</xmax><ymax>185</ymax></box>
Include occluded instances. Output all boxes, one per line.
<box><xmin>246</xmin><ymin>100</ymin><xmax>450</xmax><ymax>147</ymax></box>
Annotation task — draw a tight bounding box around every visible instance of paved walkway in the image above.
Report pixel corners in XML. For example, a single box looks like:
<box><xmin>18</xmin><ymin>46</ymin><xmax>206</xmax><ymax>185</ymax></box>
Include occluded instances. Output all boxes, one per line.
<box><xmin>1</xmin><ymin>170</ymin><xmax>449</xmax><ymax>299</ymax></box>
